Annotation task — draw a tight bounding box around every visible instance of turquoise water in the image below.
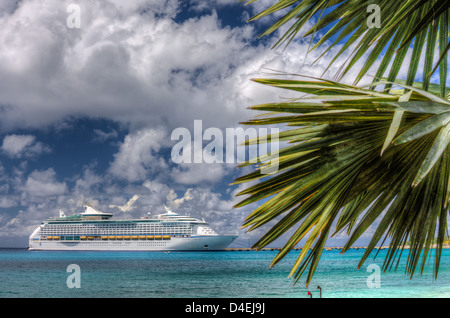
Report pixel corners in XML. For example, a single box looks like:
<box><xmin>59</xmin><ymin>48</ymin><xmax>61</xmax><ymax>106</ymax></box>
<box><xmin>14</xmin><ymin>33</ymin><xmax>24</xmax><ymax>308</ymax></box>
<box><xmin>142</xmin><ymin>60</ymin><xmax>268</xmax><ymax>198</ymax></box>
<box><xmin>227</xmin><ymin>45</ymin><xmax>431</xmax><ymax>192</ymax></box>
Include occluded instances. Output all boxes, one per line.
<box><xmin>0</xmin><ymin>248</ymin><xmax>449</xmax><ymax>298</ymax></box>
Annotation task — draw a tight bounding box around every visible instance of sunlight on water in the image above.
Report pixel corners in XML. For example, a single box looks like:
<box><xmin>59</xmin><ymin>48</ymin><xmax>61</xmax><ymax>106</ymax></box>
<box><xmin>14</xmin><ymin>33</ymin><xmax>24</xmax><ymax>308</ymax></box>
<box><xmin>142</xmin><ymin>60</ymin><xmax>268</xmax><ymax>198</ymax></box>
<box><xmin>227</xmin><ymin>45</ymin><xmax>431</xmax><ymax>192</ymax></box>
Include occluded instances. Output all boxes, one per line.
<box><xmin>0</xmin><ymin>248</ymin><xmax>449</xmax><ymax>298</ymax></box>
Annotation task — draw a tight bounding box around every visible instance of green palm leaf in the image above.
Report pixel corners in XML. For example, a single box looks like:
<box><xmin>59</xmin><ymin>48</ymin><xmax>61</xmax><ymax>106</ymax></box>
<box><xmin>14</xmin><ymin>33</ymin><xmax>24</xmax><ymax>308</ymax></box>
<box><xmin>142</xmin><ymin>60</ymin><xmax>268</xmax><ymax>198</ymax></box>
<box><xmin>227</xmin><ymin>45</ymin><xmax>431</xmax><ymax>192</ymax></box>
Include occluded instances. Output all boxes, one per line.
<box><xmin>234</xmin><ymin>78</ymin><xmax>450</xmax><ymax>286</ymax></box>
<box><xmin>242</xmin><ymin>0</ymin><xmax>450</xmax><ymax>97</ymax></box>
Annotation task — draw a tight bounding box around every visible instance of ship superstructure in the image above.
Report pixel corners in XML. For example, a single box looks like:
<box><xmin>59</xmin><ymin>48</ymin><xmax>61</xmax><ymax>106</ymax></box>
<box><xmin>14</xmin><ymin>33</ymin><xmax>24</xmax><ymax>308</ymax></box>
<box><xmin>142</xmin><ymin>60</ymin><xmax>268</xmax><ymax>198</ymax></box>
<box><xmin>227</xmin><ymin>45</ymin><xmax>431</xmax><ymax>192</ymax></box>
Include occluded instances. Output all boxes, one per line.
<box><xmin>28</xmin><ymin>205</ymin><xmax>237</xmax><ymax>251</ymax></box>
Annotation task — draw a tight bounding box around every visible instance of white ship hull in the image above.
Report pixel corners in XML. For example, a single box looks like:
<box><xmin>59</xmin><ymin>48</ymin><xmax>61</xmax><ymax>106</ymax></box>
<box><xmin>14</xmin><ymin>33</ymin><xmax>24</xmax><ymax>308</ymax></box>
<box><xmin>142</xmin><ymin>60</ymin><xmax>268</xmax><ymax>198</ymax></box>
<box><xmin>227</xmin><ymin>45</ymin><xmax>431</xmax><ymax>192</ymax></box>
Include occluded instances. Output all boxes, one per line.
<box><xmin>28</xmin><ymin>235</ymin><xmax>237</xmax><ymax>251</ymax></box>
<box><xmin>28</xmin><ymin>205</ymin><xmax>238</xmax><ymax>252</ymax></box>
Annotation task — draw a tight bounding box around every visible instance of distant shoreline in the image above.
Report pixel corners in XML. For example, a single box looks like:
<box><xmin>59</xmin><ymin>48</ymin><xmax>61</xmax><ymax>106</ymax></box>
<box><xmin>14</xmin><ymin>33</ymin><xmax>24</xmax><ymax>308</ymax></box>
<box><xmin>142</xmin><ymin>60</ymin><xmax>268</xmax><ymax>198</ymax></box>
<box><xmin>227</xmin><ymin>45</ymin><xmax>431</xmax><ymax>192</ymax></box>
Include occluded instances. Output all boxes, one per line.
<box><xmin>226</xmin><ymin>244</ymin><xmax>450</xmax><ymax>251</ymax></box>
<box><xmin>2</xmin><ymin>245</ymin><xmax>450</xmax><ymax>251</ymax></box>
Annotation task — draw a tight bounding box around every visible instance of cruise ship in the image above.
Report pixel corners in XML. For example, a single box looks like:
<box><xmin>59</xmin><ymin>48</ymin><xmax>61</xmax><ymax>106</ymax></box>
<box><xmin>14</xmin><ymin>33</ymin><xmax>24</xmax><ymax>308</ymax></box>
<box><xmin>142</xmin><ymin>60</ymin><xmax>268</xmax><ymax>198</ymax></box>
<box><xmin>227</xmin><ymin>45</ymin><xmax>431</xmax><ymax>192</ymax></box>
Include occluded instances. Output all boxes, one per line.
<box><xmin>28</xmin><ymin>205</ymin><xmax>238</xmax><ymax>251</ymax></box>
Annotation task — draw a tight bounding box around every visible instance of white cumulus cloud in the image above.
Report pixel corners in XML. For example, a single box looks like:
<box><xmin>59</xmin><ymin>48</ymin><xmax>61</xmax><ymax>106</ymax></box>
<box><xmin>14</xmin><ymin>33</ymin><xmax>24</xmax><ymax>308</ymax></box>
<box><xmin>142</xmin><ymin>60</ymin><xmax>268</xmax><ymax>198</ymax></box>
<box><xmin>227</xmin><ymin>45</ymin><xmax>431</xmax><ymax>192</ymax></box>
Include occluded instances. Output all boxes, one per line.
<box><xmin>1</xmin><ymin>134</ymin><xmax>50</xmax><ymax>159</ymax></box>
<box><xmin>23</xmin><ymin>168</ymin><xmax>67</xmax><ymax>198</ymax></box>
<box><xmin>108</xmin><ymin>128</ymin><xmax>168</xmax><ymax>182</ymax></box>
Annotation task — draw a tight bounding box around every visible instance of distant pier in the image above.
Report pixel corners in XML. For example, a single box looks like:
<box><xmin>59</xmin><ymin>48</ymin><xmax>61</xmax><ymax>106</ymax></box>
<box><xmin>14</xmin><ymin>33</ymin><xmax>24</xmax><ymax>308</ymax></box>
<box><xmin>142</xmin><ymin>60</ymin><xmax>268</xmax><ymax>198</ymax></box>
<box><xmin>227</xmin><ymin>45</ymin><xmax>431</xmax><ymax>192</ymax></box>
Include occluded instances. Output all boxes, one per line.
<box><xmin>226</xmin><ymin>244</ymin><xmax>450</xmax><ymax>251</ymax></box>
<box><xmin>225</xmin><ymin>246</ymin><xmax>390</xmax><ymax>251</ymax></box>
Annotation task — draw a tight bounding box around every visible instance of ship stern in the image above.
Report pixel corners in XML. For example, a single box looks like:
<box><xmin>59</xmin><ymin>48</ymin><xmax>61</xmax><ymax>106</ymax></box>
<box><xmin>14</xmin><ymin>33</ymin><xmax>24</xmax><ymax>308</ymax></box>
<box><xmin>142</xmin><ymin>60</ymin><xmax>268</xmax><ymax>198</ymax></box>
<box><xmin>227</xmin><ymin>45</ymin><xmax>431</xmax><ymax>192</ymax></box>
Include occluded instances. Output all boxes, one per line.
<box><xmin>28</xmin><ymin>226</ymin><xmax>41</xmax><ymax>250</ymax></box>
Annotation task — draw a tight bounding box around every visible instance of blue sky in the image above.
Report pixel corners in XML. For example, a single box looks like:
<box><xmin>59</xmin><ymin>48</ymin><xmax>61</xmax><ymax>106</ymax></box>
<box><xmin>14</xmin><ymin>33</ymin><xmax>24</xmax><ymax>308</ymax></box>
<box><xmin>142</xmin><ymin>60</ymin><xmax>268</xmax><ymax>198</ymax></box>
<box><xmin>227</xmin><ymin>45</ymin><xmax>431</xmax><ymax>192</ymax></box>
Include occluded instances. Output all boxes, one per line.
<box><xmin>0</xmin><ymin>0</ymin><xmax>423</xmax><ymax>248</ymax></box>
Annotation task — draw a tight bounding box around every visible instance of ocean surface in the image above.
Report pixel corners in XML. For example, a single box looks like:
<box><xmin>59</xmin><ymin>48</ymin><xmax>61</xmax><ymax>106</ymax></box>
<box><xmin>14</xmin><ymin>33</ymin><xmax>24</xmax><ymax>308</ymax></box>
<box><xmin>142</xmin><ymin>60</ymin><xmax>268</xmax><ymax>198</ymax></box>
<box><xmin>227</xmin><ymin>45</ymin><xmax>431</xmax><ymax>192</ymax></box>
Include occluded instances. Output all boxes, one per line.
<box><xmin>0</xmin><ymin>248</ymin><xmax>449</xmax><ymax>298</ymax></box>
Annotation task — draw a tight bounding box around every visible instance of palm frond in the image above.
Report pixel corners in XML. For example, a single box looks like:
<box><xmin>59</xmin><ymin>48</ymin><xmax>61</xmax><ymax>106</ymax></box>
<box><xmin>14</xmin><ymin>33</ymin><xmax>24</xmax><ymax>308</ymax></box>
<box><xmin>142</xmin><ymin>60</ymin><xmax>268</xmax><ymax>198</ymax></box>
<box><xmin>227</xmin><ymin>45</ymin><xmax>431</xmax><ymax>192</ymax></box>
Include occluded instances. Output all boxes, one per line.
<box><xmin>234</xmin><ymin>77</ymin><xmax>450</xmax><ymax>286</ymax></box>
<box><xmin>243</xmin><ymin>0</ymin><xmax>450</xmax><ymax>97</ymax></box>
